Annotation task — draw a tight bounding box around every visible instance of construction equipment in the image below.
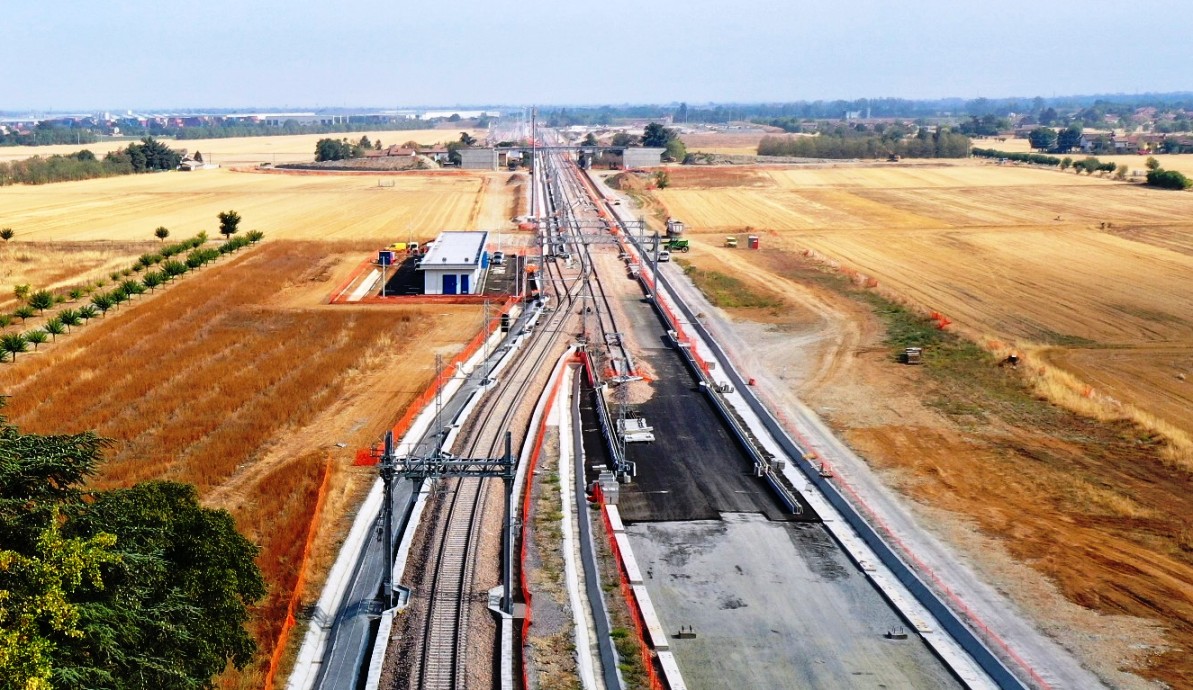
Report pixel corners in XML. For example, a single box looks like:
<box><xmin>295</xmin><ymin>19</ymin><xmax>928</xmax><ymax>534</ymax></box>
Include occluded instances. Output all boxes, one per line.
<box><xmin>665</xmin><ymin>217</ymin><xmax>685</xmax><ymax>237</ymax></box>
<box><xmin>724</xmin><ymin>236</ymin><xmax>738</xmax><ymax>248</ymax></box>
<box><xmin>665</xmin><ymin>238</ymin><xmax>690</xmax><ymax>252</ymax></box>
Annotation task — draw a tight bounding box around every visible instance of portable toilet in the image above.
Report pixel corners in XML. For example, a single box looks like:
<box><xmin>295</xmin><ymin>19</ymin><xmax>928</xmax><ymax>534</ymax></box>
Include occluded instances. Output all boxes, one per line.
<box><xmin>747</xmin><ymin>235</ymin><xmax>760</xmax><ymax>250</ymax></box>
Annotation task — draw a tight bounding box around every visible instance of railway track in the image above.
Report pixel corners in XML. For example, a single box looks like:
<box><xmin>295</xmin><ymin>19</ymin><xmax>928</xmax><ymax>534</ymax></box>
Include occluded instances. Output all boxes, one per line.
<box><xmin>405</xmin><ymin>146</ymin><xmax>603</xmax><ymax>689</ymax></box>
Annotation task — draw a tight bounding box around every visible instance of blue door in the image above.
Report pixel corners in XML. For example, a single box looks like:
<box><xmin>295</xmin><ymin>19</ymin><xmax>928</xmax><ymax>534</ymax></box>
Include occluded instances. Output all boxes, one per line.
<box><xmin>443</xmin><ymin>274</ymin><xmax>457</xmax><ymax>295</ymax></box>
<box><xmin>460</xmin><ymin>274</ymin><xmax>470</xmax><ymax>294</ymax></box>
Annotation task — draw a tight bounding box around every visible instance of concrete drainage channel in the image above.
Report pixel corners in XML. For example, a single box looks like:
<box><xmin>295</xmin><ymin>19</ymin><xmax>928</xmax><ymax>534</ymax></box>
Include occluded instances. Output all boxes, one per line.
<box><xmin>603</xmin><ymin>193</ymin><xmax>1027</xmax><ymax>689</ymax></box>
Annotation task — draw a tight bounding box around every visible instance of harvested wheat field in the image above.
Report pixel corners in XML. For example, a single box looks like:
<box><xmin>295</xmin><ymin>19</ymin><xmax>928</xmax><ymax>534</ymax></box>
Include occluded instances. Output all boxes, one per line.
<box><xmin>646</xmin><ymin>164</ymin><xmax>1193</xmax><ymax>687</ymax></box>
<box><xmin>0</xmin><ymin>240</ymin><xmax>481</xmax><ymax>689</ymax></box>
<box><xmin>0</xmin><ymin>167</ymin><xmax>520</xmax><ymax>242</ymax></box>
<box><xmin>681</xmin><ymin>130</ymin><xmax>774</xmax><ymax>156</ymax></box>
<box><xmin>0</xmin><ymin>128</ymin><xmax>483</xmax><ymax>166</ymax></box>
<box><xmin>0</xmin><ymin>240</ymin><xmax>159</xmax><ymax>310</ymax></box>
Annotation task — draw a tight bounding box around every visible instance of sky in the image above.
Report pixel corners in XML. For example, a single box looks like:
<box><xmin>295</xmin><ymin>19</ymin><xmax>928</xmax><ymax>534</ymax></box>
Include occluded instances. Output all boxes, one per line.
<box><xmin>2</xmin><ymin>0</ymin><xmax>1191</xmax><ymax>111</ymax></box>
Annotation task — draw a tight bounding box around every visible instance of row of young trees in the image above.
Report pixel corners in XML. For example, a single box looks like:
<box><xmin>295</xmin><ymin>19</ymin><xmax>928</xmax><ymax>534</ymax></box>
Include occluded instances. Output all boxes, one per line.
<box><xmin>758</xmin><ymin>128</ymin><xmax>971</xmax><ymax>158</ymax></box>
<box><xmin>1</xmin><ymin>216</ymin><xmax>260</xmax><ymax>363</ymax></box>
<box><xmin>0</xmin><ymin>403</ymin><xmax>266</xmax><ymax>688</ymax></box>
<box><xmin>0</xmin><ymin>138</ymin><xmax>184</xmax><ymax>186</ymax></box>
<box><xmin>972</xmin><ymin>147</ymin><xmax>1127</xmax><ymax>176</ymax></box>
<box><xmin>1144</xmin><ymin>157</ymin><xmax>1193</xmax><ymax>190</ymax></box>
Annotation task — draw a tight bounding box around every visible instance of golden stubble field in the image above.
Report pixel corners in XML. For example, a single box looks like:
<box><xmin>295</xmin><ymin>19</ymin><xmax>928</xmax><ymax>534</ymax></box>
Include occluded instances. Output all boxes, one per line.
<box><xmin>647</xmin><ymin>163</ymin><xmax>1193</xmax><ymax>685</ymax></box>
<box><xmin>0</xmin><ymin>166</ymin><xmax>522</xmax><ymax>242</ymax></box>
<box><xmin>654</xmin><ymin>164</ymin><xmax>1193</xmax><ymax>447</ymax></box>
<box><xmin>0</xmin><ymin>128</ymin><xmax>484</xmax><ymax>166</ymax></box>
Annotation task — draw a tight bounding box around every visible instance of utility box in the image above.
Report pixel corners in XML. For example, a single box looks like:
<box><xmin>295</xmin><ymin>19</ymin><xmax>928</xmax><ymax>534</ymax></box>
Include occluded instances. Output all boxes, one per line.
<box><xmin>904</xmin><ymin>347</ymin><xmax>923</xmax><ymax>365</ymax></box>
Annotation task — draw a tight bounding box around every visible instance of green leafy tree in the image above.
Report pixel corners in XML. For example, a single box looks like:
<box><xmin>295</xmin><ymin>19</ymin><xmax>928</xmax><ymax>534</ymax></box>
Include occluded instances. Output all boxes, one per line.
<box><xmin>76</xmin><ymin>305</ymin><xmax>98</xmax><ymax>321</ymax></box>
<box><xmin>59</xmin><ymin>482</ymin><xmax>266</xmax><ymax>688</ymax></box>
<box><xmin>1</xmin><ymin>332</ymin><xmax>28</xmax><ymax>361</ymax></box>
<box><xmin>581</xmin><ymin>133</ymin><xmax>598</xmax><ymax>146</ymax></box>
<box><xmin>162</xmin><ymin>260</ymin><xmax>188</xmax><ymax>279</ymax></box>
<box><xmin>13</xmin><ymin>285</ymin><xmax>30</xmax><ymax>302</ymax></box>
<box><xmin>24</xmin><ymin>329</ymin><xmax>49</xmax><ymax>350</ymax></box>
<box><xmin>90</xmin><ymin>294</ymin><xmax>113</xmax><ymax>316</ymax></box>
<box><xmin>119</xmin><ymin>280</ymin><xmax>145</xmax><ymax>298</ymax></box>
<box><xmin>217</xmin><ymin>211</ymin><xmax>241</xmax><ymax>240</ymax></box>
<box><xmin>42</xmin><ymin>318</ymin><xmax>65</xmax><ymax>340</ymax></box>
<box><xmin>641</xmin><ymin>122</ymin><xmax>675</xmax><ymax>148</ymax></box>
<box><xmin>245</xmin><ymin>230</ymin><xmax>264</xmax><ymax>243</ymax></box>
<box><xmin>0</xmin><ymin>315</ymin><xmax>10</xmax><ymax>328</ymax></box>
<box><xmin>1146</xmin><ymin>156</ymin><xmax>1161</xmax><ymax>171</ymax></box>
<box><xmin>28</xmin><ymin>290</ymin><xmax>54</xmax><ymax>313</ymax></box>
<box><xmin>1060</xmin><ymin>156</ymin><xmax>1073</xmax><ymax>171</ymax></box>
<box><xmin>654</xmin><ymin>170</ymin><xmax>671</xmax><ymax>189</ymax></box>
<box><xmin>459</xmin><ymin>131</ymin><xmax>477</xmax><ymax>146</ymax></box>
<box><xmin>58</xmin><ymin>309</ymin><xmax>82</xmax><ymax>332</ymax></box>
<box><xmin>0</xmin><ymin>228</ymin><xmax>13</xmax><ymax>242</ymax></box>
<box><xmin>1056</xmin><ymin>125</ymin><xmax>1082</xmax><ymax>153</ymax></box>
<box><xmin>1146</xmin><ymin>168</ymin><xmax>1193</xmax><ymax>190</ymax></box>
<box><xmin>1027</xmin><ymin>127</ymin><xmax>1058</xmax><ymax>151</ymax></box>
<box><xmin>14</xmin><ymin>305</ymin><xmax>36</xmax><ymax>323</ymax></box>
<box><xmin>141</xmin><ymin>271</ymin><xmax>164</xmax><ymax>292</ymax></box>
<box><xmin>154</xmin><ymin>226</ymin><xmax>169</xmax><ymax>243</ymax></box>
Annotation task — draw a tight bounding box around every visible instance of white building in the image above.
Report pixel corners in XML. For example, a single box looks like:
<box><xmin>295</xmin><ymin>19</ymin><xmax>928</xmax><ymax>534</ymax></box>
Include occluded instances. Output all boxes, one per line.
<box><xmin>418</xmin><ymin>231</ymin><xmax>489</xmax><ymax>295</ymax></box>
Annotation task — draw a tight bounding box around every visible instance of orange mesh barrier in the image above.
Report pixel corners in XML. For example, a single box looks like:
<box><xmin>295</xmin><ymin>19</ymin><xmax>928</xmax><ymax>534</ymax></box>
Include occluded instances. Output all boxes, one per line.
<box><xmin>520</xmin><ymin>358</ymin><xmax>576</xmax><ymax>688</ymax></box>
<box><xmin>388</xmin><ymin>297</ymin><xmax>517</xmax><ymax>442</ymax></box>
<box><xmin>263</xmin><ymin>455</ymin><xmax>333</xmax><ymax>690</ymax></box>
<box><xmin>593</xmin><ymin>486</ymin><xmax>665</xmax><ymax>690</ymax></box>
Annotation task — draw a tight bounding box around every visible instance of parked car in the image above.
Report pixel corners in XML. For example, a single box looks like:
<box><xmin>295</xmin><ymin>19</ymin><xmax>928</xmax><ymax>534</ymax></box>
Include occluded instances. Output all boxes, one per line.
<box><xmin>491</xmin><ymin>251</ymin><xmax>505</xmax><ymax>266</ymax></box>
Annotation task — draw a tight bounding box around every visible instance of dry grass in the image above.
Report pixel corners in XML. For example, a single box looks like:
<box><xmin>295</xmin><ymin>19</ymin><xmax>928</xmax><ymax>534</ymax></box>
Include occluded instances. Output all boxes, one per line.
<box><xmin>0</xmin><ymin>128</ymin><xmax>485</xmax><ymax>166</ymax></box>
<box><xmin>0</xmin><ymin>240</ymin><xmax>481</xmax><ymax>686</ymax></box>
<box><xmin>653</xmin><ymin>164</ymin><xmax>1193</xmax><ymax>459</ymax></box>
<box><xmin>0</xmin><ymin>240</ymin><xmax>159</xmax><ymax>310</ymax></box>
<box><xmin>0</xmin><ymin>167</ymin><xmax>518</xmax><ymax>242</ymax></box>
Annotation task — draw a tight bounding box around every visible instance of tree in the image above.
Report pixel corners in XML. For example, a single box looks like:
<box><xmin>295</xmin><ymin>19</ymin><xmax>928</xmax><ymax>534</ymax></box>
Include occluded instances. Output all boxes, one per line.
<box><xmin>42</xmin><ymin>318</ymin><xmax>65</xmax><ymax>340</ymax></box>
<box><xmin>458</xmin><ymin>131</ymin><xmax>477</xmax><ymax>147</ymax></box>
<box><xmin>0</xmin><ymin>228</ymin><xmax>13</xmax><ymax>242</ymax></box>
<box><xmin>154</xmin><ymin>226</ymin><xmax>169</xmax><ymax>242</ymax></box>
<box><xmin>642</xmin><ymin>122</ymin><xmax>675</xmax><ymax>148</ymax></box>
<box><xmin>58</xmin><ymin>309</ymin><xmax>82</xmax><ymax>332</ymax></box>
<box><xmin>0</xmin><ymin>408</ymin><xmax>264</xmax><ymax>689</ymax></box>
<box><xmin>57</xmin><ymin>482</ymin><xmax>266</xmax><ymax>689</ymax></box>
<box><xmin>1146</xmin><ymin>167</ymin><xmax>1193</xmax><ymax>190</ymax></box>
<box><xmin>1060</xmin><ymin>156</ymin><xmax>1073</xmax><ymax>171</ymax></box>
<box><xmin>359</xmin><ymin>135</ymin><xmax>372</xmax><ymax>150</ymax></box>
<box><xmin>28</xmin><ymin>290</ymin><xmax>54</xmax><ymax>313</ymax></box>
<box><xmin>1056</xmin><ymin>125</ymin><xmax>1082</xmax><ymax>153</ymax></box>
<box><xmin>90</xmin><ymin>294</ymin><xmax>113</xmax><ymax>316</ymax></box>
<box><xmin>581</xmin><ymin>132</ymin><xmax>598</xmax><ymax>146</ymax></box>
<box><xmin>14</xmin><ymin>305</ymin><xmax>36</xmax><ymax>323</ymax></box>
<box><xmin>13</xmin><ymin>285</ymin><xmax>30</xmax><ymax>303</ymax></box>
<box><xmin>24</xmin><ymin>329</ymin><xmax>48</xmax><ymax>350</ymax></box>
<box><xmin>1</xmin><ymin>332</ymin><xmax>28</xmax><ymax>362</ymax></box>
<box><xmin>1028</xmin><ymin>127</ymin><xmax>1057</xmax><ymax>151</ymax></box>
<box><xmin>217</xmin><ymin>210</ymin><xmax>241</xmax><ymax>240</ymax></box>
<box><xmin>1146</xmin><ymin>156</ymin><xmax>1161</xmax><ymax>171</ymax></box>
<box><xmin>76</xmin><ymin>305</ymin><xmax>98</xmax><ymax>321</ymax></box>
<box><xmin>654</xmin><ymin>170</ymin><xmax>671</xmax><ymax>189</ymax></box>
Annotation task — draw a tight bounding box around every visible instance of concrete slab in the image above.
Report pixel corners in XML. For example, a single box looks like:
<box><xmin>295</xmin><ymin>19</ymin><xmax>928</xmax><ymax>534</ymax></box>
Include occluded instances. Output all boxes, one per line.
<box><xmin>628</xmin><ymin>514</ymin><xmax>964</xmax><ymax>690</ymax></box>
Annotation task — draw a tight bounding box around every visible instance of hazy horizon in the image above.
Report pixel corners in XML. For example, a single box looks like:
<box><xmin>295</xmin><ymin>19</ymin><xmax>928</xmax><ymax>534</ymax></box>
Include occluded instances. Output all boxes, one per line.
<box><xmin>3</xmin><ymin>0</ymin><xmax>1190</xmax><ymax>111</ymax></box>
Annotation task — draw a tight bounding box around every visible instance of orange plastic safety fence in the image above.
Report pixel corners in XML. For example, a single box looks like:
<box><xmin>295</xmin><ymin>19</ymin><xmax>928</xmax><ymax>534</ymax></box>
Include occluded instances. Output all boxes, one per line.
<box><xmin>519</xmin><ymin>359</ymin><xmax>573</xmax><ymax>689</ymax></box>
<box><xmin>263</xmin><ymin>456</ymin><xmax>333</xmax><ymax>690</ymax></box>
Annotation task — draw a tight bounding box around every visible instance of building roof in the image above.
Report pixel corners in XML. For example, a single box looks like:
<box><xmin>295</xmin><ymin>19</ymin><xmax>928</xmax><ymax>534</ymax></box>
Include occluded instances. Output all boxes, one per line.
<box><xmin>418</xmin><ymin>231</ymin><xmax>489</xmax><ymax>270</ymax></box>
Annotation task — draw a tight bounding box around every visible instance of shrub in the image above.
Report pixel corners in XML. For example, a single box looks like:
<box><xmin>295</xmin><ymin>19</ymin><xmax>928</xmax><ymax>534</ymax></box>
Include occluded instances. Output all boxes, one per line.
<box><xmin>1146</xmin><ymin>168</ymin><xmax>1193</xmax><ymax>190</ymax></box>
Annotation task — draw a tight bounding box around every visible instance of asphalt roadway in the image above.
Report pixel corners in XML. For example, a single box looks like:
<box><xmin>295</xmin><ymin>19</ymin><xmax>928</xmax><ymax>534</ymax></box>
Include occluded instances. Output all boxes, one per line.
<box><xmin>312</xmin><ymin>307</ymin><xmax>536</xmax><ymax>690</ymax></box>
<box><xmin>597</xmin><ymin>284</ymin><xmax>798</xmax><ymax>523</ymax></box>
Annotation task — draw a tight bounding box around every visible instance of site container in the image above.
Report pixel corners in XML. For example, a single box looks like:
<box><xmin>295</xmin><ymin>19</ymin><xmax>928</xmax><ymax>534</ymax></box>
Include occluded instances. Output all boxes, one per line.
<box><xmin>747</xmin><ymin>235</ymin><xmax>760</xmax><ymax>250</ymax></box>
